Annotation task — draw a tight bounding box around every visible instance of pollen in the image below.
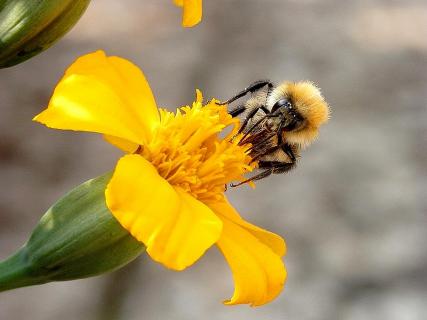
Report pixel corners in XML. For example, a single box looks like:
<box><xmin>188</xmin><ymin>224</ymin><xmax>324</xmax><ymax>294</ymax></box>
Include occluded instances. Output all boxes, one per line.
<box><xmin>139</xmin><ymin>90</ymin><xmax>256</xmax><ymax>202</ymax></box>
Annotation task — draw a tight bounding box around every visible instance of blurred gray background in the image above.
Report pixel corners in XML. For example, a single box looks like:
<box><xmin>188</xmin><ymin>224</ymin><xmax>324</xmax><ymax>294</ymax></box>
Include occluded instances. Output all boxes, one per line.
<box><xmin>1</xmin><ymin>0</ymin><xmax>426</xmax><ymax>319</ymax></box>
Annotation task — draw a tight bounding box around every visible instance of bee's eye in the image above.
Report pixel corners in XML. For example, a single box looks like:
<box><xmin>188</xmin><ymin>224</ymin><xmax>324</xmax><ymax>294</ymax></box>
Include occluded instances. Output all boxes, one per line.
<box><xmin>271</xmin><ymin>98</ymin><xmax>292</xmax><ymax>113</ymax></box>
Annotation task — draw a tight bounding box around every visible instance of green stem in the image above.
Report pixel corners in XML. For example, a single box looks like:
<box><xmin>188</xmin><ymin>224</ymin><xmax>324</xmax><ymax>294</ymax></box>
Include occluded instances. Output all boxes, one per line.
<box><xmin>0</xmin><ymin>247</ymin><xmax>46</xmax><ymax>292</ymax></box>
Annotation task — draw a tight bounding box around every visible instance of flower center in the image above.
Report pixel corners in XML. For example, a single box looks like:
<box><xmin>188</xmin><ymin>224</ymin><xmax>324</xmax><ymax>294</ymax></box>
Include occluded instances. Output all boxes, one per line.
<box><xmin>139</xmin><ymin>91</ymin><xmax>256</xmax><ymax>202</ymax></box>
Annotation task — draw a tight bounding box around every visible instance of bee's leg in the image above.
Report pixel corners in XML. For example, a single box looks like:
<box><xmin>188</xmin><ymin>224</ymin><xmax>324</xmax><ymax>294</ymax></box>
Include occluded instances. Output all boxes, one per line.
<box><xmin>217</xmin><ymin>80</ymin><xmax>274</xmax><ymax>105</ymax></box>
<box><xmin>229</xmin><ymin>104</ymin><xmax>247</xmax><ymax>117</ymax></box>
<box><xmin>238</xmin><ymin>106</ymin><xmax>265</xmax><ymax>134</ymax></box>
<box><xmin>275</xmin><ymin>124</ymin><xmax>297</xmax><ymax>162</ymax></box>
<box><xmin>249</xmin><ymin>141</ymin><xmax>297</xmax><ymax>166</ymax></box>
<box><xmin>259</xmin><ymin>143</ymin><xmax>298</xmax><ymax>176</ymax></box>
<box><xmin>281</xmin><ymin>143</ymin><xmax>297</xmax><ymax>162</ymax></box>
<box><xmin>230</xmin><ymin>169</ymin><xmax>273</xmax><ymax>187</ymax></box>
<box><xmin>254</xmin><ymin>161</ymin><xmax>296</xmax><ymax>180</ymax></box>
<box><xmin>260</xmin><ymin>106</ymin><xmax>270</xmax><ymax>114</ymax></box>
<box><xmin>270</xmin><ymin>161</ymin><xmax>296</xmax><ymax>174</ymax></box>
<box><xmin>259</xmin><ymin>160</ymin><xmax>295</xmax><ymax>172</ymax></box>
<box><xmin>241</xmin><ymin>111</ymin><xmax>281</xmax><ymax>141</ymax></box>
<box><xmin>229</xmin><ymin>103</ymin><xmax>269</xmax><ymax>119</ymax></box>
<box><xmin>249</xmin><ymin>144</ymin><xmax>280</xmax><ymax>162</ymax></box>
<box><xmin>231</xmin><ymin>159</ymin><xmax>296</xmax><ymax>186</ymax></box>
<box><xmin>272</xmin><ymin>165</ymin><xmax>294</xmax><ymax>175</ymax></box>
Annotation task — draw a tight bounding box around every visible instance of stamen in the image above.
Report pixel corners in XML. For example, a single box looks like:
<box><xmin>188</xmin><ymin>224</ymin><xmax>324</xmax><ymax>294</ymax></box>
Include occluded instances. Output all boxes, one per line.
<box><xmin>138</xmin><ymin>98</ymin><xmax>257</xmax><ymax>201</ymax></box>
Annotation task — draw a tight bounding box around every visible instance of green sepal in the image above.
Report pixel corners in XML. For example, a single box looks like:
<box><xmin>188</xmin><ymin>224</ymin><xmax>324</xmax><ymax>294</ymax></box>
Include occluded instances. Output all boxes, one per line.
<box><xmin>0</xmin><ymin>0</ymin><xmax>91</xmax><ymax>68</ymax></box>
<box><xmin>0</xmin><ymin>173</ymin><xmax>145</xmax><ymax>292</ymax></box>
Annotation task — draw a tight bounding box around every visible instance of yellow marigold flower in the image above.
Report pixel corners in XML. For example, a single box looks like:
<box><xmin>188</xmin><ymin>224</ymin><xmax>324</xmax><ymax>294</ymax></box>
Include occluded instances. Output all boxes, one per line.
<box><xmin>34</xmin><ymin>51</ymin><xmax>286</xmax><ymax>306</ymax></box>
<box><xmin>174</xmin><ymin>0</ymin><xmax>202</xmax><ymax>27</ymax></box>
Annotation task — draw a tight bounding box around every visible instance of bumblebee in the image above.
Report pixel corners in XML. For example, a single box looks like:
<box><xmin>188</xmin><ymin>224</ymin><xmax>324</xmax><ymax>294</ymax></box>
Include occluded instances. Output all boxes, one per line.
<box><xmin>218</xmin><ymin>80</ymin><xmax>330</xmax><ymax>185</ymax></box>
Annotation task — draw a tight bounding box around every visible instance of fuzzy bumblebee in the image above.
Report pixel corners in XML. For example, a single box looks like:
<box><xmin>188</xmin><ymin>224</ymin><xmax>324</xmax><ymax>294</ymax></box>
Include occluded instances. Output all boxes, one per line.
<box><xmin>219</xmin><ymin>80</ymin><xmax>330</xmax><ymax>185</ymax></box>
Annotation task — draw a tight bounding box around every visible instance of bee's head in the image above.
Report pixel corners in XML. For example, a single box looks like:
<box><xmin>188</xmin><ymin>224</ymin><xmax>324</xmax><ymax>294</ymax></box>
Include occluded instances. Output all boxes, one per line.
<box><xmin>268</xmin><ymin>81</ymin><xmax>330</xmax><ymax>148</ymax></box>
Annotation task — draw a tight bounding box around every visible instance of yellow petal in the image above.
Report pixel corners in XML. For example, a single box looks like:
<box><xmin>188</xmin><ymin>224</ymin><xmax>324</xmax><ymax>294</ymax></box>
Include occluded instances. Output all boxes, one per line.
<box><xmin>34</xmin><ymin>51</ymin><xmax>159</xmax><ymax>146</ymax></box>
<box><xmin>207</xmin><ymin>197</ymin><xmax>286</xmax><ymax>257</ymax></box>
<box><xmin>105</xmin><ymin>154</ymin><xmax>222</xmax><ymax>271</ymax></box>
<box><xmin>174</xmin><ymin>0</ymin><xmax>202</xmax><ymax>27</ymax></box>
<box><xmin>103</xmin><ymin>135</ymin><xmax>139</xmax><ymax>153</ymax></box>
<box><xmin>216</xmin><ymin>215</ymin><xmax>287</xmax><ymax>306</ymax></box>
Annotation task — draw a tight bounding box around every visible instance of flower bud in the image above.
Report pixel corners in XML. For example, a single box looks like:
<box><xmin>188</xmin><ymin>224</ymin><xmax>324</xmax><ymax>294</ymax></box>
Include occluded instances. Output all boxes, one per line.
<box><xmin>0</xmin><ymin>173</ymin><xmax>145</xmax><ymax>292</ymax></box>
<box><xmin>0</xmin><ymin>0</ymin><xmax>91</xmax><ymax>68</ymax></box>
